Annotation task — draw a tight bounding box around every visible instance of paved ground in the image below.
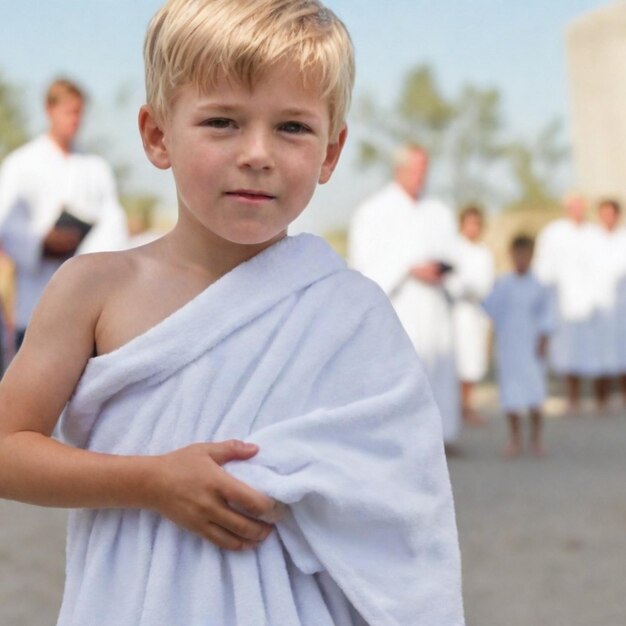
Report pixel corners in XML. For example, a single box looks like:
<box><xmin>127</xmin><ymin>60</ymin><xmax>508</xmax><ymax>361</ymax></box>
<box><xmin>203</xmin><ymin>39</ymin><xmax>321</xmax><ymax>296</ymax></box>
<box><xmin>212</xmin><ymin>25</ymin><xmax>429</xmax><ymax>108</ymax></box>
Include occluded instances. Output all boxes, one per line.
<box><xmin>1</xmin><ymin>388</ymin><xmax>625</xmax><ymax>625</ymax></box>
<box><xmin>449</xmin><ymin>390</ymin><xmax>626</xmax><ymax>626</ymax></box>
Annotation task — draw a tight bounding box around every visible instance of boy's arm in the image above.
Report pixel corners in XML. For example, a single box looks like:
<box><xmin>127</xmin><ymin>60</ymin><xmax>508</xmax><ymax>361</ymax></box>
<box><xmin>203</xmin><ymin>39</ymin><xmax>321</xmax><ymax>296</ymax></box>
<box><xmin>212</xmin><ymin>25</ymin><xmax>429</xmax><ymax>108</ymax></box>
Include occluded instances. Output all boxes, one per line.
<box><xmin>0</xmin><ymin>256</ymin><xmax>277</xmax><ymax>550</ymax></box>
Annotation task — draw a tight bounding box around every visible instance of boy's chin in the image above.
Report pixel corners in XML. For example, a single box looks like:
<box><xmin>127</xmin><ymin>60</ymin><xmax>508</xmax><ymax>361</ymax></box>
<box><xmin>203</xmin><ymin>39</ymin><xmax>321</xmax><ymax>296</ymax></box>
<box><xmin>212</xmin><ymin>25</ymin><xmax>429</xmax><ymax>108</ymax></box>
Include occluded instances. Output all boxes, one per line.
<box><xmin>218</xmin><ymin>226</ymin><xmax>289</xmax><ymax>248</ymax></box>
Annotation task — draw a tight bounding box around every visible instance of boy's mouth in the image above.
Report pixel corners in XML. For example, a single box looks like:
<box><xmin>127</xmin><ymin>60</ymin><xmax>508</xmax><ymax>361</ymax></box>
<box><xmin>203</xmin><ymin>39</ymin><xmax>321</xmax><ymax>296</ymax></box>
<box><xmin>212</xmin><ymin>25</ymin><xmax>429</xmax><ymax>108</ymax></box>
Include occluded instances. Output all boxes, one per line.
<box><xmin>226</xmin><ymin>189</ymin><xmax>276</xmax><ymax>201</ymax></box>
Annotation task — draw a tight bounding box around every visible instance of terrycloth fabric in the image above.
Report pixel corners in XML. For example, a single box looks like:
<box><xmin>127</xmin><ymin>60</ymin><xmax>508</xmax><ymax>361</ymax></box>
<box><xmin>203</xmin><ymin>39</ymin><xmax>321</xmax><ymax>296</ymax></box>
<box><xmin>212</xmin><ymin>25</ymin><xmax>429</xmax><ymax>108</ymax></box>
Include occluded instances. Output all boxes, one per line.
<box><xmin>58</xmin><ymin>234</ymin><xmax>464</xmax><ymax>626</ymax></box>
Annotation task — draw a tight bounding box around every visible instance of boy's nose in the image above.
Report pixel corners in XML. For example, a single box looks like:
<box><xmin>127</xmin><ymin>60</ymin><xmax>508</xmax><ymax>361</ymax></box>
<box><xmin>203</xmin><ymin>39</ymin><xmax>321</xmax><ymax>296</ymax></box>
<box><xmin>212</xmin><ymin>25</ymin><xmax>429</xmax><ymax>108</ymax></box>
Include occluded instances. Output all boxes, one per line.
<box><xmin>237</xmin><ymin>129</ymin><xmax>275</xmax><ymax>171</ymax></box>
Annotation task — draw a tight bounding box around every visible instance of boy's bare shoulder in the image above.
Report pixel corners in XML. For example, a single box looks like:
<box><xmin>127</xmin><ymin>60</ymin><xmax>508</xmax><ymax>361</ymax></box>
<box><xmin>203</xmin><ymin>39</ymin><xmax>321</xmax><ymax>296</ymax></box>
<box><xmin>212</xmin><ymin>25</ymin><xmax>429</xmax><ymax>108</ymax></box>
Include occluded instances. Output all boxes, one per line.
<box><xmin>52</xmin><ymin>248</ymin><xmax>142</xmax><ymax>300</ymax></box>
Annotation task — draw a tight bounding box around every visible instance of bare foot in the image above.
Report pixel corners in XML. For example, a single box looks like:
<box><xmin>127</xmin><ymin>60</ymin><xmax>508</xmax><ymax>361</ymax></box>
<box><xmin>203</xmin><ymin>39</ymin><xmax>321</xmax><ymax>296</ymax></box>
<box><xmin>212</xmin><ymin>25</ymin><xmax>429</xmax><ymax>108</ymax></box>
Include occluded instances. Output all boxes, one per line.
<box><xmin>502</xmin><ymin>441</ymin><xmax>522</xmax><ymax>459</ymax></box>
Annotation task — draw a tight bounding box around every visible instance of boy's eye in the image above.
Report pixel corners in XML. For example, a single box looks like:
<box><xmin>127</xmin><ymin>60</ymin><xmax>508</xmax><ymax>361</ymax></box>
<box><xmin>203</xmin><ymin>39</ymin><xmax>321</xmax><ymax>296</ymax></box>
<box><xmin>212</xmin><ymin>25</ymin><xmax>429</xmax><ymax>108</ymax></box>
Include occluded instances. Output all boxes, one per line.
<box><xmin>279</xmin><ymin>121</ymin><xmax>312</xmax><ymax>135</ymax></box>
<box><xmin>202</xmin><ymin>118</ymin><xmax>235</xmax><ymax>129</ymax></box>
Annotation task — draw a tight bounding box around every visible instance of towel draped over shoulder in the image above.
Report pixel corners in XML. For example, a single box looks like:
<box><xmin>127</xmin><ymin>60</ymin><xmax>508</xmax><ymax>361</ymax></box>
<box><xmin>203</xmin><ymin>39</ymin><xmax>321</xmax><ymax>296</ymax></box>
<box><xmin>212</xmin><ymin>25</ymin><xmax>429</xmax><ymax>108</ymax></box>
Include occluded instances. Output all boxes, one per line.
<box><xmin>58</xmin><ymin>234</ymin><xmax>464</xmax><ymax>626</ymax></box>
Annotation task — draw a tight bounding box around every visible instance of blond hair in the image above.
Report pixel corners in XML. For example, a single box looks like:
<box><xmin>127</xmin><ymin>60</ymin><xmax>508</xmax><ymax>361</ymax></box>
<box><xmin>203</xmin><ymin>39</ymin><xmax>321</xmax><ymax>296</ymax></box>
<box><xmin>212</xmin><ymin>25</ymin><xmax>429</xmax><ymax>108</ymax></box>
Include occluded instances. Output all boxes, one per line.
<box><xmin>144</xmin><ymin>0</ymin><xmax>355</xmax><ymax>139</ymax></box>
<box><xmin>45</xmin><ymin>78</ymin><xmax>85</xmax><ymax>108</ymax></box>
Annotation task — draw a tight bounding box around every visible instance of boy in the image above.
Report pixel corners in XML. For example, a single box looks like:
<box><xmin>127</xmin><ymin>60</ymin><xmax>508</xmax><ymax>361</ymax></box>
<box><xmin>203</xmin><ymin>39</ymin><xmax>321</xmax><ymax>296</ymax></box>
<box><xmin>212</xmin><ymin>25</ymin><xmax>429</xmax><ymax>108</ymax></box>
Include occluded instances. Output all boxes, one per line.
<box><xmin>0</xmin><ymin>1</ymin><xmax>465</xmax><ymax>624</ymax></box>
<box><xmin>483</xmin><ymin>235</ymin><xmax>553</xmax><ymax>458</ymax></box>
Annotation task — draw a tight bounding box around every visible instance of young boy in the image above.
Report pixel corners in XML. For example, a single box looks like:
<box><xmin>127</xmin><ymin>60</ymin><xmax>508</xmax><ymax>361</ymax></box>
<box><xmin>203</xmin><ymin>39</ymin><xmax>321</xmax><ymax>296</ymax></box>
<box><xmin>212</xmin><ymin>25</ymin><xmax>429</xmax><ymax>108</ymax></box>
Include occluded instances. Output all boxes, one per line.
<box><xmin>483</xmin><ymin>235</ymin><xmax>553</xmax><ymax>458</ymax></box>
<box><xmin>0</xmin><ymin>1</ymin><xmax>465</xmax><ymax>624</ymax></box>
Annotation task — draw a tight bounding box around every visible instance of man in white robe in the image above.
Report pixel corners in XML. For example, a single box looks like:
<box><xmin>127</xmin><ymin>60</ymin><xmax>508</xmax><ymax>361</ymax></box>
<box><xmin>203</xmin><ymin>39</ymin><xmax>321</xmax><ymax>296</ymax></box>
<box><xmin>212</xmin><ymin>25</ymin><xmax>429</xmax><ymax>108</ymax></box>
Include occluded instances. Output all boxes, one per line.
<box><xmin>449</xmin><ymin>206</ymin><xmax>494</xmax><ymax>425</ymax></box>
<box><xmin>0</xmin><ymin>79</ymin><xmax>128</xmax><ymax>350</ymax></box>
<box><xmin>591</xmin><ymin>199</ymin><xmax>626</xmax><ymax>409</ymax></box>
<box><xmin>349</xmin><ymin>145</ymin><xmax>461</xmax><ymax>445</ymax></box>
<box><xmin>533</xmin><ymin>194</ymin><xmax>599</xmax><ymax>411</ymax></box>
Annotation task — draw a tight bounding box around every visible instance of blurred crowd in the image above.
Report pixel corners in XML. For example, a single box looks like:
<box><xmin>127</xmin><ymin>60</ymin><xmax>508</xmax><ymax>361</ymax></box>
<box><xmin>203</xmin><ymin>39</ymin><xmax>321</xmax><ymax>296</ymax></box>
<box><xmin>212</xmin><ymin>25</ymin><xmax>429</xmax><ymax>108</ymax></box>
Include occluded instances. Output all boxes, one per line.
<box><xmin>349</xmin><ymin>144</ymin><xmax>626</xmax><ymax>456</ymax></box>
<box><xmin>1</xmin><ymin>80</ymin><xmax>623</xmax><ymax>460</ymax></box>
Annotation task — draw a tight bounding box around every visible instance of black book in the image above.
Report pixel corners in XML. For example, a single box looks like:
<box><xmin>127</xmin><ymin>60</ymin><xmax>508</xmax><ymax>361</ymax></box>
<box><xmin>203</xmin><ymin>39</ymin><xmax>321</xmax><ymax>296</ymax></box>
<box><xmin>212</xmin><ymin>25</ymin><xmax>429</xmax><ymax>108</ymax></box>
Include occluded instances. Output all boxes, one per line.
<box><xmin>54</xmin><ymin>209</ymin><xmax>94</xmax><ymax>243</ymax></box>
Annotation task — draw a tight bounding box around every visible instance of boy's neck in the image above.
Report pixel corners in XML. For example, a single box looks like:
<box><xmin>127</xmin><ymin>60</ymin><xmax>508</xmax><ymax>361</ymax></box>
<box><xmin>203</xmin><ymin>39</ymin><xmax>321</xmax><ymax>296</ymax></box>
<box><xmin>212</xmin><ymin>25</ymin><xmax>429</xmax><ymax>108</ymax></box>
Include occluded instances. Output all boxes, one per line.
<box><xmin>164</xmin><ymin>214</ymin><xmax>286</xmax><ymax>282</ymax></box>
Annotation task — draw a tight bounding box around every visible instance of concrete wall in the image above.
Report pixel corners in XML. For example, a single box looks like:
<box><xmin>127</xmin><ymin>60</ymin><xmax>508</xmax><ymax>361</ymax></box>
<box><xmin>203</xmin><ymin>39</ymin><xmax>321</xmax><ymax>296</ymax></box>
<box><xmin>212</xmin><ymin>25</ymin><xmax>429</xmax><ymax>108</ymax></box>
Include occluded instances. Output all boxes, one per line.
<box><xmin>566</xmin><ymin>1</ymin><xmax>626</xmax><ymax>205</ymax></box>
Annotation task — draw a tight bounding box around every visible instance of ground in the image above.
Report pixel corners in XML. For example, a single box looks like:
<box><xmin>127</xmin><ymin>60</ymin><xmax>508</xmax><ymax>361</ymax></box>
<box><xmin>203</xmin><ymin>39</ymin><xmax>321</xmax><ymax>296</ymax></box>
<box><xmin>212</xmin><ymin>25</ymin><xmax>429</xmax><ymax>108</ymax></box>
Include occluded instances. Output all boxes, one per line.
<box><xmin>1</xmin><ymin>387</ymin><xmax>625</xmax><ymax>625</ymax></box>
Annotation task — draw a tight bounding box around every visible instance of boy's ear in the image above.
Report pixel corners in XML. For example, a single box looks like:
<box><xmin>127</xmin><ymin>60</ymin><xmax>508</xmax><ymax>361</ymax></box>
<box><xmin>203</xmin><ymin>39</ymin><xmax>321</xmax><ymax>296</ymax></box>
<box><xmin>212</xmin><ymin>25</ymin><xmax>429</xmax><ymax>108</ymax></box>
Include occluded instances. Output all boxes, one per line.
<box><xmin>319</xmin><ymin>125</ymin><xmax>348</xmax><ymax>185</ymax></box>
<box><xmin>138</xmin><ymin>105</ymin><xmax>171</xmax><ymax>170</ymax></box>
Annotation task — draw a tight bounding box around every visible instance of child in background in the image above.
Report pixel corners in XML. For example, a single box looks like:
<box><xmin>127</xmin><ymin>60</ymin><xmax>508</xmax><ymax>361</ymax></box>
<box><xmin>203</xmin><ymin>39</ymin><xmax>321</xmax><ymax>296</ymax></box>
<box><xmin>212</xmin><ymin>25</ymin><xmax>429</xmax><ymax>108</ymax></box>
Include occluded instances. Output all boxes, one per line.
<box><xmin>0</xmin><ymin>1</ymin><xmax>465</xmax><ymax>624</ymax></box>
<box><xmin>452</xmin><ymin>205</ymin><xmax>495</xmax><ymax>426</ymax></box>
<box><xmin>483</xmin><ymin>235</ymin><xmax>553</xmax><ymax>458</ymax></box>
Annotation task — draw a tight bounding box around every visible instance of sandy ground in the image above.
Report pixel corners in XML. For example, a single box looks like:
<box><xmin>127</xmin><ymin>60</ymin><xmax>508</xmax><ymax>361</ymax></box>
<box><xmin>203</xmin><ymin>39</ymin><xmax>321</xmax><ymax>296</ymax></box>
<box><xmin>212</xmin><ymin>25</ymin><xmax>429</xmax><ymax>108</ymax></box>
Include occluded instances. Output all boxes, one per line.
<box><xmin>1</xmin><ymin>389</ymin><xmax>625</xmax><ymax>626</ymax></box>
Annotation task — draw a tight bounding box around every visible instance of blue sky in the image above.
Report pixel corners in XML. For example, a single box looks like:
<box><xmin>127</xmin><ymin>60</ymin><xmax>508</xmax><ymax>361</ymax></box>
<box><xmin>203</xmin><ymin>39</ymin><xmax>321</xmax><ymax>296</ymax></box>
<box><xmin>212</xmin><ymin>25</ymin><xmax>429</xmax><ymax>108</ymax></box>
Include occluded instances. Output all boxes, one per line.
<box><xmin>0</xmin><ymin>0</ymin><xmax>612</xmax><ymax>232</ymax></box>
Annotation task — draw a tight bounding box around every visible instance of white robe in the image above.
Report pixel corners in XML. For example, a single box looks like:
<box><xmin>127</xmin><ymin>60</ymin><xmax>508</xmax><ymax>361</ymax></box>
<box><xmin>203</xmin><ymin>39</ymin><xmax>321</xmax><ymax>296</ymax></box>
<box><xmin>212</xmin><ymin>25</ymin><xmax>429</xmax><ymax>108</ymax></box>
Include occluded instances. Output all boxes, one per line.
<box><xmin>589</xmin><ymin>225</ymin><xmax>626</xmax><ymax>376</ymax></box>
<box><xmin>349</xmin><ymin>182</ymin><xmax>461</xmax><ymax>443</ymax></box>
<box><xmin>449</xmin><ymin>238</ymin><xmax>494</xmax><ymax>383</ymax></box>
<box><xmin>58</xmin><ymin>234</ymin><xmax>465</xmax><ymax>626</ymax></box>
<box><xmin>533</xmin><ymin>219</ymin><xmax>599</xmax><ymax>376</ymax></box>
<box><xmin>483</xmin><ymin>272</ymin><xmax>553</xmax><ymax>412</ymax></box>
<box><xmin>0</xmin><ymin>135</ymin><xmax>129</xmax><ymax>328</ymax></box>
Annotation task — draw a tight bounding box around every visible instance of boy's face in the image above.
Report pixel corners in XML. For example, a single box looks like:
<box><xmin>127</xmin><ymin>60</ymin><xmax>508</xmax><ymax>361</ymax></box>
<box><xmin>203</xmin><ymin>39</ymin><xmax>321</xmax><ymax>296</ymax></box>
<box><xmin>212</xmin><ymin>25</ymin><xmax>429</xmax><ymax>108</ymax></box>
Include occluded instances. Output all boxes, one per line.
<box><xmin>141</xmin><ymin>63</ymin><xmax>346</xmax><ymax>247</ymax></box>
<box><xmin>511</xmin><ymin>246</ymin><xmax>532</xmax><ymax>274</ymax></box>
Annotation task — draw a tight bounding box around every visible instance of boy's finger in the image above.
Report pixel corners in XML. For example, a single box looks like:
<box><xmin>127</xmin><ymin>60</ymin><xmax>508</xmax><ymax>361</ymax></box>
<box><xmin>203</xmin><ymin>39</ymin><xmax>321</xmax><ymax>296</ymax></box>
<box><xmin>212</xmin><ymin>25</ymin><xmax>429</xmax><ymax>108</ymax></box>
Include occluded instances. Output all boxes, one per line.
<box><xmin>219</xmin><ymin>476</ymin><xmax>276</xmax><ymax>519</ymax></box>
<box><xmin>202</xmin><ymin>522</ymin><xmax>260</xmax><ymax>551</ymax></box>
<box><xmin>210</xmin><ymin>505</ymin><xmax>273</xmax><ymax>542</ymax></box>
<box><xmin>207</xmin><ymin>440</ymin><xmax>259</xmax><ymax>465</ymax></box>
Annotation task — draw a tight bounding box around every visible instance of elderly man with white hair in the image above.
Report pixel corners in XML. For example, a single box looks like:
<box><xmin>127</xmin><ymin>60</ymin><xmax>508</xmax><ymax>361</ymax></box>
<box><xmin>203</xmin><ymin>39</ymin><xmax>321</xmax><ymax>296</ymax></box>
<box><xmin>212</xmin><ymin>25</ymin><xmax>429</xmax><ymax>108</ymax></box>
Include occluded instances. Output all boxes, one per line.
<box><xmin>349</xmin><ymin>144</ymin><xmax>461</xmax><ymax>447</ymax></box>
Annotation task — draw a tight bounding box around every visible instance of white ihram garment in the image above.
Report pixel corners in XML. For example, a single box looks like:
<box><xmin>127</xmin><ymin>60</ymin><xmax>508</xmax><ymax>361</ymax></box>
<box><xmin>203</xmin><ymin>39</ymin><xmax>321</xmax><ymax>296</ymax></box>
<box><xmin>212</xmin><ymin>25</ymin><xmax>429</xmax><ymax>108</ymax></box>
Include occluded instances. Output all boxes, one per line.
<box><xmin>483</xmin><ymin>272</ymin><xmax>553</xmax><ymax>412</ymax></box>
<box><xmin>349</xmin><ymin>182</ymin><xmax>461</xmax><ymax>443</ymax></box>
<box><xmin>58</xmin><ymin>235</ymin><xmax>465</xmax><ymax>626</ymax></box>
<box><xmin>534</xmin><ymin>219</ymin><xmax>599</xmax><ymax>376</ymax></box>
<box><xmin>450</xmin><ymin>238</ymin><xmax>494</xmax><ymax>382</ymax></box>
<box><xmin>590</xmin><ymin>225</ymin><xmax>626</xmax><ymax>376</ymax></box>
<box><xmin>0</xmin><ymin>135</ymin><xmax>128</xmax><ymax>328</ymax></box>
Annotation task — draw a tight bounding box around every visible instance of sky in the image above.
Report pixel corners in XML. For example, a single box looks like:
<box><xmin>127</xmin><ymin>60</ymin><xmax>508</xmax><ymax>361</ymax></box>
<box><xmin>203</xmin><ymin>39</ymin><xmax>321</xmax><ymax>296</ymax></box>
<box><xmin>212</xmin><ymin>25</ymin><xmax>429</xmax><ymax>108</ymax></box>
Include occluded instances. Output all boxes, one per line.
<box><xmin>0</xmin><ymin>0</ymin><xmax>615</xmax><ymax>233</ymax></box>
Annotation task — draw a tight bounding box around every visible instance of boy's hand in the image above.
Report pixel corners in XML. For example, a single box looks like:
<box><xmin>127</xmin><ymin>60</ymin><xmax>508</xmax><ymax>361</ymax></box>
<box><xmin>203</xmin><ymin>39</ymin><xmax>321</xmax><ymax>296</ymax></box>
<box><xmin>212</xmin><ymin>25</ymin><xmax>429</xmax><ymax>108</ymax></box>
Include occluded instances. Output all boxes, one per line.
<box><xmin>152</xmin><ymin>440</ymin><xmax>280</xmax><ymax>551</ymax></box>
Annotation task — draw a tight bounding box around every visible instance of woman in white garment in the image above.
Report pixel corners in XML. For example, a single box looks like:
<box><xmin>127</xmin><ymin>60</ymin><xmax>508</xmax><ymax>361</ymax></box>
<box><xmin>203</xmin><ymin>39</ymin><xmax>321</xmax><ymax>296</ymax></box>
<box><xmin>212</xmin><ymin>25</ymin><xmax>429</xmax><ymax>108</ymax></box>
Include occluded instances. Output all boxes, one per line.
<box><xmin>450</xmin><ymin>206</ymin><xmax>495</xmax><ymax>425</ymax></box>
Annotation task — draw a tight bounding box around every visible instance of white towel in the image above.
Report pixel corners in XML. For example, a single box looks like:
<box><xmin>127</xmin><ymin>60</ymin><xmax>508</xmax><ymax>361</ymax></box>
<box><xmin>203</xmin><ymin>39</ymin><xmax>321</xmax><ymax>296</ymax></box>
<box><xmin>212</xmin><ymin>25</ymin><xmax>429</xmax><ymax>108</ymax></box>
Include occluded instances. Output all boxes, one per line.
<box><xmin>58</xmin><ymin>234</ymin><xmax>465</xmax><ymax>626</ymax></box>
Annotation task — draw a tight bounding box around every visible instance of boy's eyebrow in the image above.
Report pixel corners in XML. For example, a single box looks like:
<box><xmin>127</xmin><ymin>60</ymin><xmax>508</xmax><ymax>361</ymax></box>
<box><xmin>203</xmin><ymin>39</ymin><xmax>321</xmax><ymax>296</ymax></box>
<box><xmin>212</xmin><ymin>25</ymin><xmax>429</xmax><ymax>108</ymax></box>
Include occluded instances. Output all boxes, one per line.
<box><xmin>194</xmin><ymin>101</ymin><xmax>322</xmax><ymax>120</ymax></box>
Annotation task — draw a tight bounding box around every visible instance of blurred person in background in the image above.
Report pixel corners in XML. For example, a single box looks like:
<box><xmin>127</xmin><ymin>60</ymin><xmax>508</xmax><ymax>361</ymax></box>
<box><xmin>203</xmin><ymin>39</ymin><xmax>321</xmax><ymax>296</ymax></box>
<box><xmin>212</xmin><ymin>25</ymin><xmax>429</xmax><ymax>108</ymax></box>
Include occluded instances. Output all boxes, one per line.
<box><xmin>533</xmin><ymin>193</ymin><xmax>598</xmax><ymax>412</ymax></box>
<box><xmin>349</xmin><ymin>144</ymin><xmax>462</xmax><ymax>449</ymax></box>
<box><xmin>0</xmin><ymin>78</ymin><xmax>128</xmax><ymax>353</ymax></box>
<box><xmin>592</xmin><ymin>199</ymin><xmax>626</xmax><ymax>411</ymax></box>
<box><xmin>483</xmin><ymin>235</ymin><xmax>553</xmax><ymax>457</ymax></box>
<box><xmin>449</xmin><ymin>206</ymin><xmax>494</xmax><ymax>426</ymax></box>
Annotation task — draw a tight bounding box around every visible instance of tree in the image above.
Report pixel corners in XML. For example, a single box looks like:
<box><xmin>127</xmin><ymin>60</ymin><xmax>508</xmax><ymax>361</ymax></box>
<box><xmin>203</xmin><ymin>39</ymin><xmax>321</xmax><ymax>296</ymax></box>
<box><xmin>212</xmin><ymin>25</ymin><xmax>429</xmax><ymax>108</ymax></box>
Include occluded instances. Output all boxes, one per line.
<box><xmin>446</xmin><ymin>85</ymin><xmax>507</xmax><ymax>208</ymax></box>
<box><xmin>503</xmin><ymin>119</ymin><xmax>569</xmax><ymax>212</ymax></box>
<box><xmin>356</xmin><ymin>63</ymin><xmax>569</xmax><ymax>212</ymax></box>
<box><xmin>357</xmin><ymin>63</ymin><xmax>507</xmax><ymax>209</ymax></box>
<box><xmin>0</xmin><ymin>74</ymin><xmax>28</xmax><ymax>160</ymax></box>
<box><xmin>356</xmin><ymin>64</ymin><xmax>455</xmax><ymax>168</ymax></box>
